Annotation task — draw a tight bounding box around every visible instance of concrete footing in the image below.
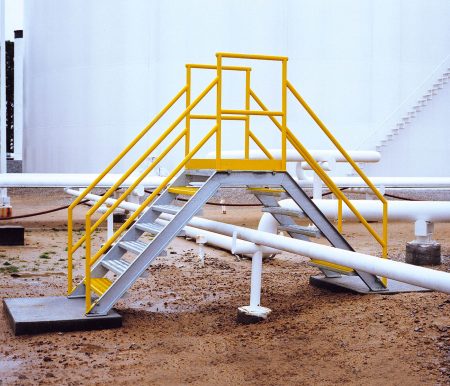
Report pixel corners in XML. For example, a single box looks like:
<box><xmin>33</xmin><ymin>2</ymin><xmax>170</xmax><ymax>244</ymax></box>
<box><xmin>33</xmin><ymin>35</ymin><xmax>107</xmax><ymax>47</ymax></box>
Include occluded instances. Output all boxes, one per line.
<box><xmin>237</xmin><ymin>305</ymin><xmax>271</xmax><ymax>324</ymax></box>
<box><xmin>0</xmin><ymin>226</ymin><xmax>24</xmax><ymax>245</ymax></box>
<box><xmin>3</xmin><ymin>296</ymin><xmax>122</xmax><ymax>335</ymax></box>
<box><xmin>405</xmin><ymin>241</ymin><xmax>441</xmax><ymax>266</ymax></box>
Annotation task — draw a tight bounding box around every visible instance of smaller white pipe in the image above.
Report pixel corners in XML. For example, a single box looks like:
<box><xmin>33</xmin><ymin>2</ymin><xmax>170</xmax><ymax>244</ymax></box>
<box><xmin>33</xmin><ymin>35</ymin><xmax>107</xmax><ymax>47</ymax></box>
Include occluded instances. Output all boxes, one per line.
<box><xmin>210</xmin><ymin>149</ymin><xmax>381</xmax><ymax>163</ymax></box>
<box><xmin>295</xmin><ymin>176</ymin><xmax>450</xmax><ymax>189</ymax></box>
<box><xmin>1</xmin><ymin>174</ymin><xmax>165</xmax><ymax>188</ymax></box>
<box><xmin>107</xmin><ymin>212</ymin><xmax>114</xmax><ymax>240</ymax></box>
<box><xmin>65</xmin><ymin>188</ymin><xmax>148</xmax><ymax>213</ymax></box>
<box><xmin>249</xmin><ymin>249</ymin><xmax>263</xmax><ymax>308</ymax></box>
<box><xmin>279</xmin><ymin>199</ymin><xmax>450</xmax><ymax>223</ymax></box>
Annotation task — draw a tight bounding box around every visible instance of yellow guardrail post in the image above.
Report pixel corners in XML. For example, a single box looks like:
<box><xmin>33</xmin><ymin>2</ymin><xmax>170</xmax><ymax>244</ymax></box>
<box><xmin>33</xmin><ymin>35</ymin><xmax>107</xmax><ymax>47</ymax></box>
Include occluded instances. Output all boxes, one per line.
<box><xmin>88</xmin><ymin>126</ymin><xmax>218</xmax><ymax>266</ymax></box>
<box><xmin>216</xmin><ymin>54</ymin><xmax>222</xmax><ymax>168</ymax></box>
<box><xmin>85</xmin><ymin>217</ymin><xmax>91</xmax><ymax>312</ymax></box>
<box><xmin>281</xmin><ymin>58</ymin><xmax>288</xmax><ymax>170</ymax></box>
<box><xmin>245</xmin><ymin>69</ymin><xmax>251</xmax><ymax>159</ymax></box>
<box><xmin>185</xmin><ymin>65</ymin><xmax>191</xmax><ymax>156</ymax></box>
<box><xmin>67</xmin><ymin>85</ymin><xmax>188</xmax><ymax>294</ymax></box>
<box><xmin>337</xmin><ymin>198</ymin><xmax>343</xmax><ymax>233</ymax></box>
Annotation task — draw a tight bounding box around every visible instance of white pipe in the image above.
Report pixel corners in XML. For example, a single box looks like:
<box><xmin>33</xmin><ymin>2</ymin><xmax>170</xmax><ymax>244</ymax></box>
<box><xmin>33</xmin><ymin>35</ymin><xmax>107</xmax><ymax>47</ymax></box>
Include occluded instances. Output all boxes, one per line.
<box><xmin>155</xmin><ymin>217</ymin><xmax>279</xmax><ymax>255</ymax></box>
<box><xmin>249</xmin><ymin>249</ymin><xmax>263</xmax><ymax>307</ymax></box>
<box><xmin>65</xmin><ymin>188</ymin><xmax>143</xmax><ymax>212</ymax></box>
<box><xmin>0</xmin><ymin>0</ymin><xmax>7</xmax><ymax>203</ymax></box>
<box><xmin>0</xmin><ymin>173</ymin><xmax>165</xmax><ymax>188</ymax></box>
<box><xmin>13</xmin><ymin>31</ymin><xmax>23</xmax><ymax>161</ymax></box>
<box><xmin>63</xmin><ymin>188</ymin><xmax>450</xmax><ymax>293</ymax></box>
<box><xmin>213</xmin><ymin>224</ymin><xmax>450</xmax><ymax>294</ymax></box>
<box><xmin>209</xmin><ymin>149</ymin><xmax>381</xmax><ymax>163</ymax></box>
<box><xmin>279</xmin><ymin>199</ymin><xmax>450</xmax><ymax>223</ymax></box>
<box><xmin>295</xmin><ymin>176</ymin><xmax>450</xmax><ymax>189</ymax></box>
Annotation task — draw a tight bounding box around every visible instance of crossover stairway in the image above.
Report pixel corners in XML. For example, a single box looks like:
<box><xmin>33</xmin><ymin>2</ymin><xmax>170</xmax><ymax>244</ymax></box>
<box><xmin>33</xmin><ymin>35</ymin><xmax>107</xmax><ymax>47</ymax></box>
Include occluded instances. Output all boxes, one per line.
<box><xmin>67</xmin><ymin>53</ymin><xmax>389</xmax><ymax>316</ymax></box>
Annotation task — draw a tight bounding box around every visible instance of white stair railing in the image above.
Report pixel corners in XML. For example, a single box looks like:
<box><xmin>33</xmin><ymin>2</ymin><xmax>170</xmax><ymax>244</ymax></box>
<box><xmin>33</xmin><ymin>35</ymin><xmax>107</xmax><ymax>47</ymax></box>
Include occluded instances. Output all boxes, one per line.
<box><xmin>357</xmin><ymin>54</ymin><xmax>450</xmax><ymax>151</ymax></box>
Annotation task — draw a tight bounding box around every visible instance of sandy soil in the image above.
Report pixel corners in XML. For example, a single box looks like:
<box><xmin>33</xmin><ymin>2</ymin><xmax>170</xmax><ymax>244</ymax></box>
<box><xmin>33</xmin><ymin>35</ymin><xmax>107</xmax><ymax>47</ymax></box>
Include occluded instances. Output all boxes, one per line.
<box><xmin>0</xmin><ymin>189</ymin><xmax>449</xmax><ymax>385</ymax></box>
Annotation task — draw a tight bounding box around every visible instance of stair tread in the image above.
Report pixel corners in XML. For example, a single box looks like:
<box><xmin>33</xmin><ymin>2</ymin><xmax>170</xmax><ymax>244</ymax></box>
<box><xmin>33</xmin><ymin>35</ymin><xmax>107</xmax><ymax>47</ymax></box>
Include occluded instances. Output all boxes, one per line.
<box><xmin>101</xmin><ymin>259</ymin><xmax>130</xmax><ymax>275</ymax></box>
<box><xmin>168</xmin><ymin>186</ymin><xmax>199</xmax><ymax>195</ymax></box>
<box><xmin>90</xmin><ymin>277</ymin><xmax>113</xmax><ymax>296</ymax></box>
<box><xmin>119</xmin><ymin>240</ymin><xmax>149</xmax><ymax>254</ymax></box>
<box><xmin>152</xmin><ymin>204</ymin><xmax>182</xmax><ymax>214</ymax></box>
<box><xmin>278</xmin><ymin>224</ymin><xmax>321</xmax><ymax>238</ymax></box>
<box><xmin>310</xmin><ymin>259</ymin><xmax>355</xmax><ymax>275</ymax></box>
<box><xmin>136</xmin><ymin>221</ymin><xmax>186</xmax><ymax>237</ymax></box>
<box><xmin>262</xmin><ymin>206</ymin><xmax>303</xmax><ymax>217</ymax></box>
<box><xmin>248</xmin><ymin>187</ymin><xmax>285</xmax><ymax>196</ymax></box>
<box><xmin>136</xmin><ymin>222</ymin><xmax>164</xmax><ymax>234</ymax></box>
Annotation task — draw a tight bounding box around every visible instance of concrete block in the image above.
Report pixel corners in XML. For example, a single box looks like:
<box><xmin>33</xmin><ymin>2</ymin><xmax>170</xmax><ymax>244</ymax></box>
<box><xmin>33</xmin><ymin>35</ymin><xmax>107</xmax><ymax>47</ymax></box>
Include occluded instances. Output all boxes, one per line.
<box><xmin>3</xmin><ymin>296</ymin><xmax>122</xmax><ymax>335</ymax></box>
<box><xmin>0</xmin><ymin>226</ymin><xmax>24</xmax><ymax>245</ymax></box>
<box><xmin>406</xmin><ymin>241</ymin><xmax>441</xmax><ymax>266</ymax></box>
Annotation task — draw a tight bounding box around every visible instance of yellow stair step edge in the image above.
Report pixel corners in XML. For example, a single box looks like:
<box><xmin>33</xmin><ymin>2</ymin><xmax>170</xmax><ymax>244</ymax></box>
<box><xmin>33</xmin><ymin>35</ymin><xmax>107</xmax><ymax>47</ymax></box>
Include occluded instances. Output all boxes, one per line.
<box><xmin>310</xmin><ymin>259</ymin><xmax>355</xmax><ymax>274</ymax></box>
<box><xmin>89</xmin><ymin>278</ymin><xmax>113</xmax><ymax>296</ymax></box>
<box><xmin>168</xmin><ymin>186</ymin><xmax>199</xmax><ymax>195</ymax></box>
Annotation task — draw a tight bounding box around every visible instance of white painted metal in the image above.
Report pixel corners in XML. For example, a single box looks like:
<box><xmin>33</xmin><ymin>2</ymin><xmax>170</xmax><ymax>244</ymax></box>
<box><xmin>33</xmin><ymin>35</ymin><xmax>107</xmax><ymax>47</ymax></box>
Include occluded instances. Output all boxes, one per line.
<box><xmin>295</xmin><ymin>176</ymin><xmax>450</xmax><ymax>189</ymax></box>
<box><xmin>13</xmin><ymin>31</ymin><xmax>23</xmax><ymax>160</ymax></box>
<box><xmin>278</xmin><ymin>199</ymin><xmax>450</xmax><ymax>223</ymax></box>
<box><xmin>217</xmin><ymin>224</ymin><xmax>450</xmax><ymax>294</ymax></box>
<box><xmin>0</xmin><ymin>0</ymin><xmax>7</xmax><ymax>204</ymax></box>
<box><xmin>0</xmin><ymin>174</ymin><xmax>164</xmax><ymax>188</ymax></box>
<box><xmin>24</xmin><ymin>1</ymin><xmax>450</xmax><ymax>174</ymax></box>
<box><xmin>211</xmin><ymin>149</ymin><xmax>381</xmax><ymax>163</ymax></box>
<box><xmin>249</xmin><ymin>249</ymin><xmax>263</xmax><ymax>308</ymax></box>
<box><xmin>64</xmin><ymin>188</ymin><xmax>450</xmax><ymax>293</ymax></box>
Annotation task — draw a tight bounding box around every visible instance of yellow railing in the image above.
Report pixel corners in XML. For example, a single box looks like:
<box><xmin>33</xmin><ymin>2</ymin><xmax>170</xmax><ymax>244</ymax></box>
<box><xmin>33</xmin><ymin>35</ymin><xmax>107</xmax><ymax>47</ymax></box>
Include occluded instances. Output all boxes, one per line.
<box><xmin>68</xmin><ymin>52</ymin><xmax>389</xmax><ymax>312</ymax></box>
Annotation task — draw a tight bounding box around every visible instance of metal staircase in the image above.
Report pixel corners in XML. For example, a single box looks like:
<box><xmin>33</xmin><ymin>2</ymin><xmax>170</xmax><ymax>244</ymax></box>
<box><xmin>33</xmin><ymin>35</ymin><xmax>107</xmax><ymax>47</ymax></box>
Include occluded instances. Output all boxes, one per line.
<box><xmin>67</xmin><ymin>53</ymin><xmax>389</xmax><ymax>316</ymax></box>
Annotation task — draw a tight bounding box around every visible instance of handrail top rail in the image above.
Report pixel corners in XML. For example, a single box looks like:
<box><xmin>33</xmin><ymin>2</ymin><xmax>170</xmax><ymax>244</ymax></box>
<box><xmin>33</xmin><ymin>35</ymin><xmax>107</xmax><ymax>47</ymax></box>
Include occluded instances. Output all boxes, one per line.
<box><xmin>186</xmin><ymin>63</ymin><xmax>251</xmax><ymax>71</ymax></box>
<box><xmin>217</xmin><ymin>52</ymin><xmax>288</xmax><ymax>61</ymax></box>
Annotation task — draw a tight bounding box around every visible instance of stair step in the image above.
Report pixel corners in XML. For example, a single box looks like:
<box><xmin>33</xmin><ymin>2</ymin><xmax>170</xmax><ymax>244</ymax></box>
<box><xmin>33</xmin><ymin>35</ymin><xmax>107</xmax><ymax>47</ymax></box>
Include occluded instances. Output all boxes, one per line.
<box><xmin>310</xmin><ymin>259</ymin><xmax>356</xmax><ymax>275</ymax></box>
<box><xmin>101</xmin><ymin>259</ymin><xmax>130</xmax><ymax>276</ymax></box>
<box><xmin>262</xmin><ymin>206</ymin><xmax>303</xmax><ymax>217</ymax></box>
<box><xmin>184</xmin><ymin>170</ymin><xmax>214</xmax><ymax>177</ymax></box>
<box><xmin>119</xmin><ymin>240</ymin><xmax>149</xmax><ymax>254</ymax></box>
<box><xmin>90</xmin><ymin>277</ymin><xmax>113</xmax><ymax>296</ymax></box>
<box><xmin>136</xmin><ymin>222</ymin><xmax>185</xmax><ymax>237</ymax></box>
<box><xmin>248</xmin><ymin>187</ymin><xmax>286</xmax><ymax>196</ymax></box>
<box><xmin>168</xmin><ymin>186</ymin><xmax>199</xmax><ymax>196</ymax></box>
<box><xmin>152</xmin><ymin>204</ymin><xmax>182</xmax><ymax>215</ymax></box>
<box><xmin>278</xmin><ymin>224</ymin><xmax>322</xmax><ymax>238</ymax></box>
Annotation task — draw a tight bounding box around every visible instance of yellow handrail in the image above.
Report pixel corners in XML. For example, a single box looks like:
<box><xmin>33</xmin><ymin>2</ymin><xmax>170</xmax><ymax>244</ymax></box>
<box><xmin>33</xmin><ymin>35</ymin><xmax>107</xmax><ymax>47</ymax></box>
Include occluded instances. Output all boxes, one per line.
<box><xmin>249</xmin><ymin>88</ymin><xmax>387</xmax><ymax>260</ymax></box>
<box><xmin>67</xmin><ymin>84</ymin><xmax>187</xmax><ymax>294</ymax></box>
<box><xmin>85</xmin><ymin>125</ymin><xmax>218</xmax><ymax>312</ymax></box>
<box><xmin>81</xmin><ymin>78</ymin><xmax>218</xmax><ymax>244</ymax></box>
<box><xmin>286</xmin><ymin>81</ymin><xmax>388</xmax><ymax>257</ymax></box>
<box><xmin>72</xmin><ymin>52</ymin><xmax>390</xmax><ymax>307</ymax></box>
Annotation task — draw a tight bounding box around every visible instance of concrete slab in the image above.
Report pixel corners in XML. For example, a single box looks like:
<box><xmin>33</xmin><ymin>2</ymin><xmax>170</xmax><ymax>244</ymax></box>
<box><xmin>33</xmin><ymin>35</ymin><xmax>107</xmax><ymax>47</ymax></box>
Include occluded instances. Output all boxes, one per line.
<box><xmin>3</xmin><ymin>296</ymin><xmax>122</xmax><ymax>335</ymax></box>
<box><xmin>0</xmin><ymin>226</ymin><xmax>24</xmax><ymax>245</ymax></box>
<box><xmin>310</xmin><ymin>275</ymin><xmax>430</xmax><ymax>294</ymax></box>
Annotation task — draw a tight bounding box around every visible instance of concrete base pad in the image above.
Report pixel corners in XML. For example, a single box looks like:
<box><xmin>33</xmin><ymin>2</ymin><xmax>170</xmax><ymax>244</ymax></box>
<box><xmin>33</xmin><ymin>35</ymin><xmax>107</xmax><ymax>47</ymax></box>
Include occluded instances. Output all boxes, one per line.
<box><xmin>237</xmin><ymin>305</ymin><xmax>272</xmax><ymax>324</ymax></box>
<box><xmin>3</xmin><ymin>296</ymin><xmax>122</xmax><ymax>335</ymax></box>
<box><xmin>406</xmin><ymin>241</ymin><xmax>441</xmax><ymax>266</ymax></box>
<box><xmin>0</xmin><ymin>226</ymin><xmax>24</xmax><ymax>245</ymax></box>
<box><xmin>310</xmin><ymin>275</ymin><xmax>430</xmax><ymax>294</ymax></box>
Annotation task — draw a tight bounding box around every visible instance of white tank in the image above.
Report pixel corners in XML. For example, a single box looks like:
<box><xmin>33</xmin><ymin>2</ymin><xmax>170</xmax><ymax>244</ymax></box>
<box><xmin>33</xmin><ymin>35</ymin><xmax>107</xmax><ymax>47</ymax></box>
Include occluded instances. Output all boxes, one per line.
<box><xmin>23</xmin><ymin>0</ymin><xmax>450</xmax><ymax>173</ymax></box>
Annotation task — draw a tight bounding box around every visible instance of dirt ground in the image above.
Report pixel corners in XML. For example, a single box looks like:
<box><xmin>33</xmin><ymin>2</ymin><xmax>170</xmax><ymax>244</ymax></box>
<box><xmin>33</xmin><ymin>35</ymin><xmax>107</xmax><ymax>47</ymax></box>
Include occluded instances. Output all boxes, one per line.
<box><xmin>0</xmin><ymin>189</ymin><xmax>449</xmax><ymax>385</ymax></box>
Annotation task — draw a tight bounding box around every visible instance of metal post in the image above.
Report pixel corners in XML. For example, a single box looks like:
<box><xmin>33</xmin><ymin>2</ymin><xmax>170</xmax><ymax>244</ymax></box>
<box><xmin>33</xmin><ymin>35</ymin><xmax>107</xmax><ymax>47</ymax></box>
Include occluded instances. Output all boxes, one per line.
<box><xmin>244</xmin><ymin>69</ymin><xmax>250</xmax><ymax>159</ymax></box>
<box><xmin>13</xmin><ymin>30</ymin><xmax>23</xmax><ymax>161</ymax></box>
<box><xmin>0</xmin><ymin>0</ymin><xmax>8</xmax><ymax>206</ymax></box>
<box><xmin>216</xmin><ymin>54</ymin><xmax>222</xmax><ymax>168</ymax></box>
<box><xmin>185</xmin><ymin>66</ymin><xmax>191</xmax><ymax>156</ymax></box>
